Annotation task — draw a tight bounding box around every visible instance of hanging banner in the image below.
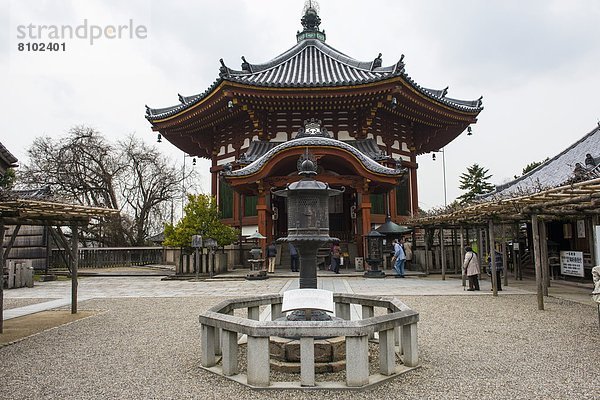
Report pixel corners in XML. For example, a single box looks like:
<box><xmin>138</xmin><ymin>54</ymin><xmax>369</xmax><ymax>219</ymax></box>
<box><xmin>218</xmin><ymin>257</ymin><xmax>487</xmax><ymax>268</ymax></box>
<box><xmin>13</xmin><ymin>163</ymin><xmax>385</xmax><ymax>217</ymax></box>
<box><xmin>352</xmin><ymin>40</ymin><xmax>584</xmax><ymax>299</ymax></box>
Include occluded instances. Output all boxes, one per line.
<box><xmin>576</xmin><ymin>220</ymin><xmax>586</xmax><ymax>238</ymax></box>
<box><xmin>560</xmin><ymin>251</ymin><xmax>584</xmax><ymax>277</ymax></box>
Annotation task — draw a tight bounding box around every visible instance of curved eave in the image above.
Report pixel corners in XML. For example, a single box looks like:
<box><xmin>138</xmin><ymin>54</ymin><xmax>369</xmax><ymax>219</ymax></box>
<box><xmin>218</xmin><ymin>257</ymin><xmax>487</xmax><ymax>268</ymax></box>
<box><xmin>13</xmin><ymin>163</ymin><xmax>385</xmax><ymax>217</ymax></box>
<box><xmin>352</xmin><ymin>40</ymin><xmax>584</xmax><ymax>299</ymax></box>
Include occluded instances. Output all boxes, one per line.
<box><xmin>147</xmin><ymin>75</ymin><xmax>482</xmax><ymax>128</ymax></box>
<box><xmin>223</xmin><ymin>137</ymin><xmax>405</xmax><ymax>184</ymax></box>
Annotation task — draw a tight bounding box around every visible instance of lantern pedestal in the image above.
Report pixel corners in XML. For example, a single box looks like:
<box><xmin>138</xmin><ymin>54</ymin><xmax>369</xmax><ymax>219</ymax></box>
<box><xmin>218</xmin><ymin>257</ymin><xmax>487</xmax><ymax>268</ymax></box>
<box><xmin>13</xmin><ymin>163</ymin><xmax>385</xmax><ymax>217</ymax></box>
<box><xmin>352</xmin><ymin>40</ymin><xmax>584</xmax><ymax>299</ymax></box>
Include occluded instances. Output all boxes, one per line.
<box><xmin>364</xmin><ymin>230</ymin><xmax>386</xmax><ymax>279</ymax></box>
<box><xmin>364</xmin><ymin>269</ymin><xmax>386</xmax><ymax>278</ymax></box>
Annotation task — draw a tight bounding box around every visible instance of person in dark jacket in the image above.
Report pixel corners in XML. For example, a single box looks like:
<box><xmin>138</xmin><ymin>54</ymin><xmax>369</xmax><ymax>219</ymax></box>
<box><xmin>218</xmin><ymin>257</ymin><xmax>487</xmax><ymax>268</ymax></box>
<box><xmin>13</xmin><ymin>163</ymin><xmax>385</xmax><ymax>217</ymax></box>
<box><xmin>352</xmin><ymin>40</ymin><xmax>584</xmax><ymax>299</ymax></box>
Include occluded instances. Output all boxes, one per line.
<box><xmin>289</xmin><ymin>242</ymin><xmax>299</xmax><ymax>272</ymax></box>
<box><xmin>266</xmin><ymin>242</ymin><xmax>277</xmax><ymax>273</ymax></box>
<box><xmin>330</xmin><ymin>242</ymin><xmax>341</xmax><ymax>274</ymax></box>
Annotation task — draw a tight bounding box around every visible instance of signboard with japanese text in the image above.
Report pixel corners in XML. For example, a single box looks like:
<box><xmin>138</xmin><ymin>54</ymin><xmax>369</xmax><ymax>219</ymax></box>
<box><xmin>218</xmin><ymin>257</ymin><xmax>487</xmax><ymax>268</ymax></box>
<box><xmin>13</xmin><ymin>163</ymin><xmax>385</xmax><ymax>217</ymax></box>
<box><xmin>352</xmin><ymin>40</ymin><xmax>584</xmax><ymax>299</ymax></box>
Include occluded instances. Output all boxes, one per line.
<box><xmin>560</xmin><ymin>251</ymin><xmax>584</xmax><ymax>277</ymax></box>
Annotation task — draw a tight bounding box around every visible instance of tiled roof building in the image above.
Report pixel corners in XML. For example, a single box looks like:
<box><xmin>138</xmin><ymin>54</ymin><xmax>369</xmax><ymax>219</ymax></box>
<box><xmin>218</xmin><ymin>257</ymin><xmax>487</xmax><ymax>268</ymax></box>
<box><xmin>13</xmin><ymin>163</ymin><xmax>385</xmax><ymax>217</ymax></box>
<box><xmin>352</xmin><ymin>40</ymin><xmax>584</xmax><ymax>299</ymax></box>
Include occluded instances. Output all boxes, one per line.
<box><xmin>146</xmin><ymin>3</ymin><xmax>483</xmax><ymax>264</ymax></box>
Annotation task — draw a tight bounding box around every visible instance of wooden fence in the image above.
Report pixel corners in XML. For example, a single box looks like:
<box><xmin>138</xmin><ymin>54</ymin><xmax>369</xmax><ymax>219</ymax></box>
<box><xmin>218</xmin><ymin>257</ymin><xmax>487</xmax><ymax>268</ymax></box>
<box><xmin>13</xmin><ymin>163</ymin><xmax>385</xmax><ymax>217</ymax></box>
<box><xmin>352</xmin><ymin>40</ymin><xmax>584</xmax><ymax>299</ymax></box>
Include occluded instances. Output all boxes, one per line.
<box><xmin>50</xmin><ymin>247</ymin><xmax>164</xmax><ymax>269</ymax></box>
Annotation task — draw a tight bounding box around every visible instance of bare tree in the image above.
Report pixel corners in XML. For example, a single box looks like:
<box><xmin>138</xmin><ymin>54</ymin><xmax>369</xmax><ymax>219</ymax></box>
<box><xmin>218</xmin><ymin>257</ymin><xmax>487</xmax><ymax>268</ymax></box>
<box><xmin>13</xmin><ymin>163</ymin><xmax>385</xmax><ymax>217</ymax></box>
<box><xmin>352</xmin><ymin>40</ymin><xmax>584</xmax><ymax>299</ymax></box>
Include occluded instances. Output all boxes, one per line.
<box><xmin>118</xmin><ymin>135</ymin><xmax>181</xmax><ymax>245</ymax></box>
<box><xmin>19</xmin><ymin>126</ymin><xmax>184</xmax><ymax>246</ymax></box>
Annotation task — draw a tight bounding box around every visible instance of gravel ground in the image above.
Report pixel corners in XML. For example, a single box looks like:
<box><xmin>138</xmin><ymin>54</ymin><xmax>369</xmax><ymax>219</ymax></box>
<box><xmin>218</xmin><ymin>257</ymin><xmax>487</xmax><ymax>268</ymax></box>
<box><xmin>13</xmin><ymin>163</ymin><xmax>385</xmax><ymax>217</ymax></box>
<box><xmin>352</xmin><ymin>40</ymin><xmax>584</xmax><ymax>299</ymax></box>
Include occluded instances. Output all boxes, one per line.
<box><xmin>2</xmin><ymin>298</ymin><xmax>55</xmax><ymax>310</ymax></box>
<box><xmin>0</xmin><ymin>294</ymin><xmax>598</xmax><ymax>400</ymax></box>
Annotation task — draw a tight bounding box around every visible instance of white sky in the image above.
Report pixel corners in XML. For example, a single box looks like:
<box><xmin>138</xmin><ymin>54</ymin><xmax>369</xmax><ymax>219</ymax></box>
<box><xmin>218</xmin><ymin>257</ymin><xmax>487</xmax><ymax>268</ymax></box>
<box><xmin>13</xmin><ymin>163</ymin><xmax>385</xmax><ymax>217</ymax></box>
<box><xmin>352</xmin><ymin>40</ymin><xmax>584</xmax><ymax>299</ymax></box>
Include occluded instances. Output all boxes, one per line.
<box><xmin>2</xmin><ymin>0</ymin><xmax>600</xmax><ymax>210</ymax></box>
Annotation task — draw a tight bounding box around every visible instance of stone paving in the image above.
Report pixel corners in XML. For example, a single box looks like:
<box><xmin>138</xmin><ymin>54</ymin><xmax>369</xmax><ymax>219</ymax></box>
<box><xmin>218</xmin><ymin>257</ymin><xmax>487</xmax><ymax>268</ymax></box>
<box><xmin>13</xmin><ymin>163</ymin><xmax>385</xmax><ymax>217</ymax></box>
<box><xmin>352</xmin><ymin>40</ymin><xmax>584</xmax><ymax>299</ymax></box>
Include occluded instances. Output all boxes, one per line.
<box><xmin>3</xmin><ymin>273</ymin><xmax>594</xmax><ymax>320</ymax></box>
<box><xmin>1</xmin><ymin>273</ymin><xmax>599</xmax><ymax>399</ymax></box>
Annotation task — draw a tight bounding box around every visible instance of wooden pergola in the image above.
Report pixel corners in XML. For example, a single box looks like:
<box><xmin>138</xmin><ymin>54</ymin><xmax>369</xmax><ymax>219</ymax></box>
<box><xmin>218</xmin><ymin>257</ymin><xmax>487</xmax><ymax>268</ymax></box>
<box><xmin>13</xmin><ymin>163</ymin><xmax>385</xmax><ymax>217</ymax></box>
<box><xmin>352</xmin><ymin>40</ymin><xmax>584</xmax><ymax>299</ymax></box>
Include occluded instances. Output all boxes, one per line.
<box><xmin>0</xmin><ymin>198</ymin><xmax>119</xmax><ymax>333</ymax></box>
<box><xmin>409</xmin><ymin>178</ymin><xmax>600</xmax><ymax>310</ymax></box>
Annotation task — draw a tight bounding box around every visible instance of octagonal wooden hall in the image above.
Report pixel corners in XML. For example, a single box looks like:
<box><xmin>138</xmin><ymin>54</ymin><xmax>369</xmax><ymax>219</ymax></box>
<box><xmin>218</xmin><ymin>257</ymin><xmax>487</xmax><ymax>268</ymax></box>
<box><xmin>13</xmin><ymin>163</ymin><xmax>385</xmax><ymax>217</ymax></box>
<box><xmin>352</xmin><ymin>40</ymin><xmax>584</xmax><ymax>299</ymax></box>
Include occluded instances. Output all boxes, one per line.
<box><xmin>145</xmin><ymin>3</ymin><xmax>483</xmax><ymax>261</ymax></box>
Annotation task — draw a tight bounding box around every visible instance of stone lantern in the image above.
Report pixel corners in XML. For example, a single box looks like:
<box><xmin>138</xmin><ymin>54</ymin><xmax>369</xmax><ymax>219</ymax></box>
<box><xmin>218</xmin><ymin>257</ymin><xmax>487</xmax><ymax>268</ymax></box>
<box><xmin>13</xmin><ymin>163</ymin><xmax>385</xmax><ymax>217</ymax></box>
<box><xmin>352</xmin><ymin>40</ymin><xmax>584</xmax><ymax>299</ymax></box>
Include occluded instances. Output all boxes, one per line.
<box><xmin>364</xmin><ymin>229</ymin><xmax>386</xmax><ymax>278</ymax></box>
<box><xmin>273</xmin><ymin>150</ymin><xmax>343</xmax><ymax>289</ymax></box>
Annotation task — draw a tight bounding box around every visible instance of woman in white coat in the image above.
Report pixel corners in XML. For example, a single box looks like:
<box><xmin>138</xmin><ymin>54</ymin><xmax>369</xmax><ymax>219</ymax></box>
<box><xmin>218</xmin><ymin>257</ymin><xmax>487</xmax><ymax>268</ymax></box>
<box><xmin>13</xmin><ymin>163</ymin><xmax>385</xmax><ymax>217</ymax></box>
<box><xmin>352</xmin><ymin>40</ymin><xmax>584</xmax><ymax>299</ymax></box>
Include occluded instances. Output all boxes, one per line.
<box><xmin>463</xmin><ymin>246</ymin><xmax>480</xmax><ymax>291</ymax></box>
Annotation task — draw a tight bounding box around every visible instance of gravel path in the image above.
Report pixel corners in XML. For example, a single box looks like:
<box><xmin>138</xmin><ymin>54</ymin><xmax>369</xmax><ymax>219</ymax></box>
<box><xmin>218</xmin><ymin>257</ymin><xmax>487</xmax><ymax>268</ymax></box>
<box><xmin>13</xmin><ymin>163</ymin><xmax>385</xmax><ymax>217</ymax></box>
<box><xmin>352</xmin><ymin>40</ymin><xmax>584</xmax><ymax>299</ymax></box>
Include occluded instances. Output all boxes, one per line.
<box><xmin>0</xmin><ymin>294</ymin><xmax>598</xmax><ymax>399</ymax></box>
<box><xmin>2</xmin><ymin>298</ymin><xmax>55</xmax><ymax>310</ymax></box>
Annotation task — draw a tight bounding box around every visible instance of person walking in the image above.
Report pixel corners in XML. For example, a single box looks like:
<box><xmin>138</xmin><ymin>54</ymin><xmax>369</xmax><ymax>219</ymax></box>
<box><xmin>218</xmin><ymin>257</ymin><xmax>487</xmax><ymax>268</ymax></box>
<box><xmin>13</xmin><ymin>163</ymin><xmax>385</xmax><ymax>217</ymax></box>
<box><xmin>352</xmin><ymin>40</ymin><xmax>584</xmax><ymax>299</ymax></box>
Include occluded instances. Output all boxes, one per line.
<box><xmin>330</xmin><ymin>242</ymin><xmax>341</xmax><ymax>274</ymax></box>
<box><xmin>463</xmin><ymin>246</ymin><xmax>480</xmax><ymax>291</ymax></box>
<box><xmin>266</xmin><ymin>241</ymin><xmax>277</xmax><ymax>273</ymax></box>
<box><xmin>391</xmin><ymin>238</ymin><xmax>406</xmax><ymax>278</ymax></box>
<box><xmin>403</xmin><ymin>237</ymin><xmax>413</xmax><ymax>270</ymax></box>
<box><xmin>289</xmin><ymin>242</ymin><xmax>299</xmax><ymax>272</ymax></box>
<box><xmin>487</xmin><ymin>249</ymin><xmax>503</xmax><ymax>291</ymax></box>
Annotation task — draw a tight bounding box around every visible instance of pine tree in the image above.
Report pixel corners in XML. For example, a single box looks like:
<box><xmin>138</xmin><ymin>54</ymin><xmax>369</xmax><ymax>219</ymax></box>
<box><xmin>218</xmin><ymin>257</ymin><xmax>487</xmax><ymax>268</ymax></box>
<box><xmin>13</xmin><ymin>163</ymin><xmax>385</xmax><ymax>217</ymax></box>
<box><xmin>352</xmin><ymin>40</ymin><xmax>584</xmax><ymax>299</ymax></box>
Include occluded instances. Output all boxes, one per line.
<box><xmin>457</xmin><ymin>163</ymin><xmax>494</xmax><ymax>204</ymax></box>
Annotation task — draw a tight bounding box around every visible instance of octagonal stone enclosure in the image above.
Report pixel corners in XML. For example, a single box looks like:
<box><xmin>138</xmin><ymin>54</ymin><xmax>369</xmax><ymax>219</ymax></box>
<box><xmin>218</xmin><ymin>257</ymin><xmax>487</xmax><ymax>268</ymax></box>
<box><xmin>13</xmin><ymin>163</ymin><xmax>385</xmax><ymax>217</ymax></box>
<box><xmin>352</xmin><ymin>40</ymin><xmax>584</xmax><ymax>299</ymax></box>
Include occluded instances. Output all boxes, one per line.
<box><xmin>199</xmin><ymin>293</ymin><xmax>419</xmax><ymax>390</ymax></box>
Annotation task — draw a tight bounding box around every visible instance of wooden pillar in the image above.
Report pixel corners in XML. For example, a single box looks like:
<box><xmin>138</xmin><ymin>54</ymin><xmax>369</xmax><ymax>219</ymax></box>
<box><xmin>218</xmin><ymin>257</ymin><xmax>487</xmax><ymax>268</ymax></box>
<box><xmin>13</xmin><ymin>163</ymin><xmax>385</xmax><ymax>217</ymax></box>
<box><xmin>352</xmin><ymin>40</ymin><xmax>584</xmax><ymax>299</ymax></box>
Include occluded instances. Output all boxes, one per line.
<box><xmin>71</xmin><ymin>223</ymin><xmax>79</xmax><ymax>314</ymax></box>
<box><xmin>477</xmin><ymin>227</ymin><xmax>484</xmax><ymax>277</ymax></box>
<box><xmin>514</xmin><ymin>223</ymin><xmax>522</xmax><ymax>280</ymax></box>
<box><xmin>502</xmin><ymin>225</ymin><xmax>509</xmax><ymax>287</ymax></box>
<box><xmin>460</xmin><ymin>227</ymin><xmax>466</xmax><ymax>288</ymax></box>
<box><xmin>591</xmin><ymin>215</ymin><xmax>599</xmax><ymax>267</ymax></box>
<box><xmin>440</xmin><ymin>227</ymin><xmax>446</xmax><ymax>280</ymax></box>
<box><xmin>0</xmin><ymin>221</ymin><xmax>5</xmax><ymax>333</ymax></box>
<box><xmin>452</xmin><ymin>229</ymin><xmax>458</xmax><ymax>274</ymax></box>
<box><xmin>211</xmin><ymin>153</ymin><xmax>218</xmax><ymax>197</ymax></box>
<box><xmin>489</xmin><ymin>220</ymin><xmax>498</xmax><ymax>297</ymax></box>
<box><xmin>540</xmin><ymin>220</ymin><xmax>549</xmax><ymax>296</ymax></box>
<box><xmin>359</xmin><ymin>188</ymin><xmax>372</xmax><ymax>258</ymax></box>
<box><xmin>389</xmin><ymin>188</ymin><xmax>397</xmax><ymax>220</ymax></box>
<box><xmin>236</xmin><ymin>191</ymin><xmax>243</xmax><ymax>268</ymax></box>
<box><xmin>531</xmin><ymin>214</ymin><xmax>544</xmax><ymax>310</ymax></box>
<box><xmin>424</xmin><ymin>228</ymin><xmax>430</xmax><ymax>275</ymax></box>
<box><xmin>257</xmin><ymin>187</ymin><xmax>268</xmax><ymax>265</ymax></box>
<box><xmin>409</xmin><ymin>167</ymin><xmax>418</xmax><ymax>217</ymax></box>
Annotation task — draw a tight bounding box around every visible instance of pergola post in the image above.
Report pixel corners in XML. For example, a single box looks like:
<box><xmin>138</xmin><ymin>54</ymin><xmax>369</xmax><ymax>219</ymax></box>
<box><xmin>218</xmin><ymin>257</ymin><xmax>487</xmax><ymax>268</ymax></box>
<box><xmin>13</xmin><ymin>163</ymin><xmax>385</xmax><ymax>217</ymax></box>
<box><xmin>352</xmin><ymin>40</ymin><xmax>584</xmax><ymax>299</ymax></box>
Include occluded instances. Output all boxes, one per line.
<box><xmin>71</xmin><ymin>223</ymin><xmax>79</xmax><ymax>314</ymax></box>
<box><xmin>531</xmin><ymin>214</ymin><xmax>544</xmax><ymax>310</ymax></box>
<box><xmin>501</xmin><ymin>224</ymin><xmax>508</xmax><ymax>287</ymax></box>
<box><xmin>489</xmin><ymin>220</ymin><xmax>498</xmax><ymax>296</ymax></box>
<box><xmin>0</xmin><ymin>221</ymin><xmax>5</xmax><ymax>333</ymax></box>
<box><xmin>440</xmin><ymin>227</ymin><xmax>446</xmax><ymax>280</ymax></box>
<box><xmin>460</xmin><ymin>227</ymin><xmax>466</xmax><ymax>288</ymax></box>
<box><xmin>477</xmin><ymin>228</ymin><xmax>484</xmax><ymax>277</ymax></box>
<box><xmin>452</xmin><ymin>228</ymin><xmax>459</xmax><ymax>274</ymax></box>
<box><xmin>539</xmin><ymin>220</ymin><xmax>549</xmax><ymax>295</ymax></box>
<box><xmin>514</xmin><ymin>223</ymin><xmax>522</xmax><ymax>280</ymax></box>
<box><xmin>590</xmin><ymin>215</ymin><xmax>599</xmax><ymax>268</ymax></box>
<box><xmin>424</xmin><ymin>228</ymin><xmax>430</xmax><ymax>275</ymax></box>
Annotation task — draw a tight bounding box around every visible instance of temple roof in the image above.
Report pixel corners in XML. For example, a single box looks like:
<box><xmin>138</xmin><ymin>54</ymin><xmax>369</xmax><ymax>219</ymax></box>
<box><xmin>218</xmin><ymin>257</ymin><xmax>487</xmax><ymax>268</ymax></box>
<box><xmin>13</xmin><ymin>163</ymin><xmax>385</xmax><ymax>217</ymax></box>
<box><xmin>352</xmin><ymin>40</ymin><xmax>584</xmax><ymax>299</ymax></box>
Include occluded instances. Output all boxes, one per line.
<box><xmin>145</xmin><ymin>7</ymin><xmax>483</xmax><ymax>122</ymax></box>
<box><xmin>224</xmin><ymin>136</ymin><xmax>404</xmax><ymax>179</ymax></box>
<box><xmin>238</xmin><ymin>137</ymin><xmax>389</xmax><ymax>166</ymax></box>
<box><xmin>0</xmin><ymin>141</ymin><xmax>18</xmax><ymax>175</ymax></box>
<box><xmin>482</xmin><ymin>124</ymin><xmax>600</xmax><ymax>199</ymax></box>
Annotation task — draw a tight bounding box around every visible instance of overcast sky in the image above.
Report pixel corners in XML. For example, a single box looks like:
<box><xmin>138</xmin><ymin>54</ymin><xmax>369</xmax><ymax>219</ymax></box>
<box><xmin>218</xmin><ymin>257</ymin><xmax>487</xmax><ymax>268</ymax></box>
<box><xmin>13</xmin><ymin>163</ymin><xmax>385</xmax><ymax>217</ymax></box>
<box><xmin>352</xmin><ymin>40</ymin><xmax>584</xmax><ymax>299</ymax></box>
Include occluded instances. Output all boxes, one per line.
<box><xmin>2</xmin><ymin>0</ymin><xmax>600</xmax><ymax>210</ymax></box>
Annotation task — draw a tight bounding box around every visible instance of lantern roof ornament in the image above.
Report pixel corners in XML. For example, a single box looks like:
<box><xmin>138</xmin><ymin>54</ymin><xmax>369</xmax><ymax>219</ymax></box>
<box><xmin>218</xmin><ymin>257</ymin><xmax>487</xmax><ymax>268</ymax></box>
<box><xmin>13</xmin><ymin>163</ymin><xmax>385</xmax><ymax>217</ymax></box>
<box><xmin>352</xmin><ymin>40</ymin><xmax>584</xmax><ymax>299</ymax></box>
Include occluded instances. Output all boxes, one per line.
<box><xmin>297</xmin><ymin>148</ymin><xmax>318</xmax><ymax>178</ymax></box>
<box><xmin>297</xmin><ymin>0</ymin><xmax>326</xmax><ymax>42</ymax></box>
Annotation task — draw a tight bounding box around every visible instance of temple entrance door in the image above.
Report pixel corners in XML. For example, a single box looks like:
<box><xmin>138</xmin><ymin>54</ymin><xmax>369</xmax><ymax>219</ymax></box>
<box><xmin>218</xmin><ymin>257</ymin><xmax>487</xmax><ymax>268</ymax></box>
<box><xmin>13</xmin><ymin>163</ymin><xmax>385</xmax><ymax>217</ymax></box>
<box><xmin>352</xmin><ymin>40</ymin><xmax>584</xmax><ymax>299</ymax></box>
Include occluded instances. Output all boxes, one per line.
<box><xmin>329</xmin><ymin>189</ymin><xmax>355</xmax><ymax>242</ymax></box>
<box><xmin>273</xmin><ymin>195</ymin><xmax>287</xmax><ymax>239</ymax></box>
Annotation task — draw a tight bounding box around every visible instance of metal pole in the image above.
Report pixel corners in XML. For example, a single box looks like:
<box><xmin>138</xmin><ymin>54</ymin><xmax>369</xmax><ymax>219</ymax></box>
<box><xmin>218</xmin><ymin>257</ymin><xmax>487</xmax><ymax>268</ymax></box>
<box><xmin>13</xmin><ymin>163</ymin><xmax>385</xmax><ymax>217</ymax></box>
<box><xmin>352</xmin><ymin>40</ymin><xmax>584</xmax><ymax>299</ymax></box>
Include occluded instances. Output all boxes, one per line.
<box><xmin>71</xmin><ymin>223</ymin><xmax>79</xmax><ymax>314</ymax></box>
<box><xmin>531</xmin><ymin>214</ymin><xmax>544</xmax><ymax>310</ymax></box>
<box><xmin>489</xmin><ymin>220</ymin><xmax>498</xmax><ymax>297</ymax></box>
